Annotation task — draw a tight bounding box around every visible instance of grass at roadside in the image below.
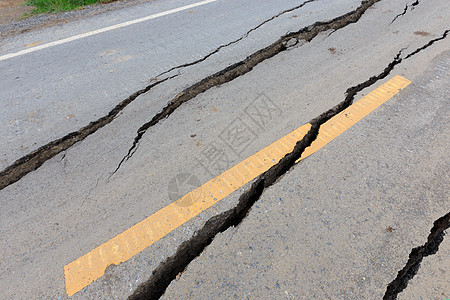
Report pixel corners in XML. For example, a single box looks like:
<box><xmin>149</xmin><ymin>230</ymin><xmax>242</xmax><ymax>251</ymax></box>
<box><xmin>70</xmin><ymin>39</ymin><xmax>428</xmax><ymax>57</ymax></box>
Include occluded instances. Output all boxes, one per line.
<box><xmin>25</xmin><ymin>0</ymin><xmax>115</xmax><ymax>14</ymax></box>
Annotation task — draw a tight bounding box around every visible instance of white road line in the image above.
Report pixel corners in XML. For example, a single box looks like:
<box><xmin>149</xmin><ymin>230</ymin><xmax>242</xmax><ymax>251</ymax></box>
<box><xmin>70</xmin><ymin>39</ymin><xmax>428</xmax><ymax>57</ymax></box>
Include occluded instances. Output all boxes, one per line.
<box><xmin>0</xmin><ymin>0</ymin><xmax>217</xmax><ymax>62</ymax></box>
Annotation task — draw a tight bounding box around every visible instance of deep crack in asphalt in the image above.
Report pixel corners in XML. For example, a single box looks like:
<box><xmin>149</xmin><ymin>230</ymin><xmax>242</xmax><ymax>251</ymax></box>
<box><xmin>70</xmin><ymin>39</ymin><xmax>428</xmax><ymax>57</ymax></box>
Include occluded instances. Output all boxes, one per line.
<box><xmin>127</xmin><ymin>29</ymin><xmax>449</xmax><ymax>299</ymax></box>
<box><xmin>383</xmin><ymin>212</ymin><xmax>449</xmax><ymax>300</ymax></box>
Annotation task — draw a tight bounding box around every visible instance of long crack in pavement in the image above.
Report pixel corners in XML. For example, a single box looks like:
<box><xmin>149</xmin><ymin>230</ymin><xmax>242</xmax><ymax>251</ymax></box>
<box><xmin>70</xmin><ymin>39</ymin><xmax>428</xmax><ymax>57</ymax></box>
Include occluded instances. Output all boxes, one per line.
<box><xmin>127</xmin><ymin>30</ymin><xmax>450</xmax><ymax>300</ymax></box>
<box><xmin>113</xmin><ymin>0</ymin><xmax>384</xmax><ymax>175</ymax></box>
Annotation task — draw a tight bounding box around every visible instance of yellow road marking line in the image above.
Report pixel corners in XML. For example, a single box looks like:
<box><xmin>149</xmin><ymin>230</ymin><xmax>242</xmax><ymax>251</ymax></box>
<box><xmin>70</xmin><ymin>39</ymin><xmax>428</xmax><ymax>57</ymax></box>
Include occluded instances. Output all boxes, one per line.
<box><xmin>64</xmin><ymin>75</ymin><xmax>411</xmax><ymax>296</ymax></box>
<box><xmin>297</xmin><ymin>75</ymin><xmax>411</xmax><ymax>162</ymax></box>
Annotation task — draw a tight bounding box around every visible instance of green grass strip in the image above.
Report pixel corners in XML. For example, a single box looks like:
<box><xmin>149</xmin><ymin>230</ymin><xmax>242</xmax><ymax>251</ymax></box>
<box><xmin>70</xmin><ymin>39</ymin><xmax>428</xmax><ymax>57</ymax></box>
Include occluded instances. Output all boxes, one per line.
<box><xmin>26</xmin><ymin>0</ymin><xmax>114</xmax><ymax>14</ymax></box>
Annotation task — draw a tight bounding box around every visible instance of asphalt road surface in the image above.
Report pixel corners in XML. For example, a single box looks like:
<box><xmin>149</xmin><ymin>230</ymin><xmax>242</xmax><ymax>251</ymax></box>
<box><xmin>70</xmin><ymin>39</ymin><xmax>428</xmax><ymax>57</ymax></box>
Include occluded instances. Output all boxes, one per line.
<box><xmin>0</xmin><ymin>0</ymin><xmax>449</xmax><ymax>299</ymax></box>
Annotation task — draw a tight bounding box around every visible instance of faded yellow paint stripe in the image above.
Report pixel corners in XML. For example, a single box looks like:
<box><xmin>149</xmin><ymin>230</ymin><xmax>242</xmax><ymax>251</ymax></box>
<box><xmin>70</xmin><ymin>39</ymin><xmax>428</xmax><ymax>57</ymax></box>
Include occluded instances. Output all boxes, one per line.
<box><xmin>64</xmin><ymin>75</ymin><xmax>411</xmax><ymax>296</ymax></box>
<box><xmin>297</xmin><ymin>75</ymin><xmax>411</xmax><ymax>162</ymax></box>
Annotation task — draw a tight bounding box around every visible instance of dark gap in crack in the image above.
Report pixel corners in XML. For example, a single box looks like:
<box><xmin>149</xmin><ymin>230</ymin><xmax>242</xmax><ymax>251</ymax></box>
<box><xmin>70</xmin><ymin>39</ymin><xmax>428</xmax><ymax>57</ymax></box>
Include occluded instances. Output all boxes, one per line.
<box><xmin>390</xmin><ymin>0</ymin><xmax>420</xmax><ymax>25</ymax></box>
<box><xmin>325</xmin><ymin>28</ymin><xmax>338</xmax><ymax>39</ymax></box>
<box><xmin>112</xmin><ymin>0</ymin><xmax>383</xmax><ymax>175</ymax></box>
<box><xmin>127</xmin><ymin>28</ymin><xmax>449</xmax><ymax>300</ymax></box>
<box><xmin>0</xmin><ymin>75</ymin><xmax>177</xmax><ymax>191</ymax></box>
<box><xmin>404</xmin><ymin>29</ymin><xmax>449</xmax><ymax>59</ymax></box>
<box><xmin>383</xmin><ymin>212</ymin><xmax>449</xmax><ymax>300</ymax></box>
<box><xmin>390</xmin><ymin>5</ymin><xmax>408</xmax><ymax>25</ymax></box>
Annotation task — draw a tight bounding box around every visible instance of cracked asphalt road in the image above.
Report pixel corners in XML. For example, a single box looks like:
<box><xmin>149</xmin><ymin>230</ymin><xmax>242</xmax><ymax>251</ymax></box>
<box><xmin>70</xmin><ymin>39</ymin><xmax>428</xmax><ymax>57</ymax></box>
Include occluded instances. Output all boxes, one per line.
<box><xmin>0</xmin><ymin>0</ymin><xmax>449</xmax><ymax>299</ymax></box>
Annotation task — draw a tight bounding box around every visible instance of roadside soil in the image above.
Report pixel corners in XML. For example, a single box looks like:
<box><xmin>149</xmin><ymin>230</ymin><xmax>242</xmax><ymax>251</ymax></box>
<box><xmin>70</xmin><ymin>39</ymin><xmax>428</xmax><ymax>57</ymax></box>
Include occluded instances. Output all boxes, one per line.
<box><xmin>0</xmin><ymin>0</ymin><xmax>32</xmax><ymax>26</ymax></box>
